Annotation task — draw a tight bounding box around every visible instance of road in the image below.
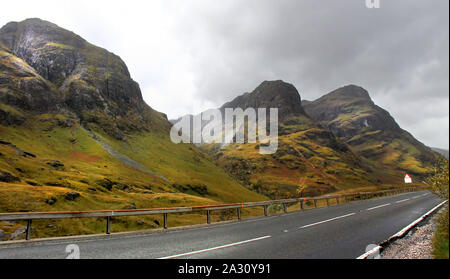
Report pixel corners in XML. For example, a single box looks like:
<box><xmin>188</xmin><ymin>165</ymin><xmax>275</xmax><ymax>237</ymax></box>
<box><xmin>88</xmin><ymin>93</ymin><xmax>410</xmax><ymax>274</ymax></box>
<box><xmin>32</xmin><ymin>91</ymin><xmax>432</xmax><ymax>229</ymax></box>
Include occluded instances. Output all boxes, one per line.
<box><xmin>0</xmin><ymin>190</ymin><xmax>443</xmax><ymax>259</ymax></box>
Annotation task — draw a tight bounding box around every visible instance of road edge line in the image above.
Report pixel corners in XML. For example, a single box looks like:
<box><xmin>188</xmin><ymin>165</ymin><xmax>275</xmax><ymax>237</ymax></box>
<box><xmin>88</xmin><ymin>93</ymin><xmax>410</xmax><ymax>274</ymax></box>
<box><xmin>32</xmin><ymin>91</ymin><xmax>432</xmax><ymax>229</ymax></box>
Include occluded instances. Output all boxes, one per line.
<box><xmin>357</xmin><ymin>199</ymin><xmax>448</xmax><ymax>259</ymax></box>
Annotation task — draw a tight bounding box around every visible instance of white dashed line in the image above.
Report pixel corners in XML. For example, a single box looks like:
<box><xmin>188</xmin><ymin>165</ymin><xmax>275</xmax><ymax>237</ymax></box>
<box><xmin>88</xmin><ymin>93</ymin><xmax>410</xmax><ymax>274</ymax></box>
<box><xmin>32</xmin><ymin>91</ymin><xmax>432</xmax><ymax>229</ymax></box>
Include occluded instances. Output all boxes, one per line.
<box><xmin>157</xmin><ymin>235</ymin><xmax>272</xmax><ymax>259</ymax></box>
<box><xmin>366</xmin><ymin>203</ymin><xmax>391</xmax><ymax>211</ymax></box>
<box><xmin>299</xmin><ymin>213</ymin><xmax>356</xmax><ymax>229</ymax></box>
<box><xmin>395</xmin><ymin>198</ymin><xmax>410</xmax><ymax>203</ymax></box>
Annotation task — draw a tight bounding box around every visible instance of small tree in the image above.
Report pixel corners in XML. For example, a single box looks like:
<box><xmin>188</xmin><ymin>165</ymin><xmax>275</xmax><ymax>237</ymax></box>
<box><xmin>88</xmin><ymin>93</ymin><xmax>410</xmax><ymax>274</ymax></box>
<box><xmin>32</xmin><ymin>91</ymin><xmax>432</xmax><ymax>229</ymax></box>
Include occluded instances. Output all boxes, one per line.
<box><xmin>430</xmin><ymin>159</ymin><xmax>449</xmax><ymax>200</ymax></box>
<box><xmin>296</xmin><ymin>177</ymin><xmax>307</xmax><ymax>197</ymax></box>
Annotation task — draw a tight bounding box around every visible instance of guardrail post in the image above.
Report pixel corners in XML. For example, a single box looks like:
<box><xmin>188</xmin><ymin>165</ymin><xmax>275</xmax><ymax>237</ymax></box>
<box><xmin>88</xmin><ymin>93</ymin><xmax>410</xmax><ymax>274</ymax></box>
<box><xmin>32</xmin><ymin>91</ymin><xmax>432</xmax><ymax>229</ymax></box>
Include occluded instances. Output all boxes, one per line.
<box><xmin>237</xmin><ymin>208</ymin><xmax>242</xmax><ymax>220</ymax></box>
<box><xmin>263</xmin><ymin>205</ymin><xmax>268</xmax><ymax>216</ymax></box>
<box><xmin>314</xmin><ymin>200</ymin><xmax>317</xmax><ymax>208</ymax></box>
<box><xmin>326</xmin><ymin>198</ymin><xmax>329</xmax><ymax>207</ymax></box>
<box><xmin>163</xmin><ymin>213</ymin><xmax>168</xmax><ymax>229</ymax></box>
<box><xmin>206</xmin><ymin>210</ymin><xmax>211</xmax><ymax>224</ymax></box>
<box><xmin>26</xmin><ymin>219</ymin><xmax>32</xmax><ymax>240</ymax></box>
<box><xmin>106</xmin><ymin>216</ymin><xmax>111</xmax><ymax>235</ymax></box>
<box><xmin>283</xmin><ymin>203</ymin><xmax>287</xmax><ymax>213</ymax></box>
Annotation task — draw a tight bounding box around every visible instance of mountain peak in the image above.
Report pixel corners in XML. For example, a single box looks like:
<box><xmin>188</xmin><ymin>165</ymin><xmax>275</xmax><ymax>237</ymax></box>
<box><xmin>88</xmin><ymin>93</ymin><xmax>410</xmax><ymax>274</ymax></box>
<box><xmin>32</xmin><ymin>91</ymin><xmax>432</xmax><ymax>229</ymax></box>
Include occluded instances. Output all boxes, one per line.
<box><xmin>0</xmin><ymin>18</ymin><xmax>86</xmax><ymax>52</ymax></box>
<box><xmin>326</xmin><ymin>84</ymin><xmax>371</xmax><ymax>101</ymax></box>
<box><xmin>221</xmin><ymin>80</ymin><xmax>306</xmax><ymax>120</ymax></box>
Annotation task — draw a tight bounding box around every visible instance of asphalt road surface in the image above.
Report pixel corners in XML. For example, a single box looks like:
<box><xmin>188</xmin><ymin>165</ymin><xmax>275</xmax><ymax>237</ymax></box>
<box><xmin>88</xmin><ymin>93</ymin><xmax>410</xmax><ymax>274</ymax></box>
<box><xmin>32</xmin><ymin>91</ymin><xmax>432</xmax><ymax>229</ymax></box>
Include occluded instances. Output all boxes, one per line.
<box><xmin>0</xmin><ymin>190</ymin><xmax>443</xmax><ymax>259</ymax></box>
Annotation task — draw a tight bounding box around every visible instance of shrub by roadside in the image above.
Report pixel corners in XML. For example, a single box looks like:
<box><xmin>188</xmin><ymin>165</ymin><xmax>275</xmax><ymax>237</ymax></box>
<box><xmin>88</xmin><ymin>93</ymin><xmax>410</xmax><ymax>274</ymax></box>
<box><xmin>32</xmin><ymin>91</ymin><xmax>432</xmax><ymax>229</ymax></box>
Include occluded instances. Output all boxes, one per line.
<box><xmin>432</xmin><ymin>207</ymin><xmax>449</xmax><ymax>259</ymax></box>
<box><xmin>430</xmin><ymin>158</ymin><xmax>449</xmax><ymax>259</ymax></box>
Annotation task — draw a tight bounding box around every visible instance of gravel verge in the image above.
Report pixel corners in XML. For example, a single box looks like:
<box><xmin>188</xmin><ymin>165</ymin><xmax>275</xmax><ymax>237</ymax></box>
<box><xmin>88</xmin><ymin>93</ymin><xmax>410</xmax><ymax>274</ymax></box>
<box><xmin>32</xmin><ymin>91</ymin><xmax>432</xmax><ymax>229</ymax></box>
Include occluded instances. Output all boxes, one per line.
<box><xmin>381</xmin><ymin>210</ymin><xmax>442</xmax><ymax>259</ymax></box>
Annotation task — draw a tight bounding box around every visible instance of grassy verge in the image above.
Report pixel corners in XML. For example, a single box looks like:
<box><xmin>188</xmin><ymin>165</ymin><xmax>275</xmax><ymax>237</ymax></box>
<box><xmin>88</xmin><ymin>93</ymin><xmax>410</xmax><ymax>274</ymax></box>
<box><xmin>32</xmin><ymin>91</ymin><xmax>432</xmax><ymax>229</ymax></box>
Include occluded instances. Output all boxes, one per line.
<box><xmin>432</xmin><ymin>207</ymin><xmax>449</xmax><ymax>259</ymax></box>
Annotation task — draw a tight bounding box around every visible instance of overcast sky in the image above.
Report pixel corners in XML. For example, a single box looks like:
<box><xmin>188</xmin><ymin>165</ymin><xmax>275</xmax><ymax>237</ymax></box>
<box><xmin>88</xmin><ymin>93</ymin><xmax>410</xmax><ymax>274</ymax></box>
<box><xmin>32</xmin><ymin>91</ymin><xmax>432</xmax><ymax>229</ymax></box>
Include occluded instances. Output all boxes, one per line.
<box><xmin>1</xmin><ymin>0</ymin><xmax>449</xmax><ymax>148</ymax></box>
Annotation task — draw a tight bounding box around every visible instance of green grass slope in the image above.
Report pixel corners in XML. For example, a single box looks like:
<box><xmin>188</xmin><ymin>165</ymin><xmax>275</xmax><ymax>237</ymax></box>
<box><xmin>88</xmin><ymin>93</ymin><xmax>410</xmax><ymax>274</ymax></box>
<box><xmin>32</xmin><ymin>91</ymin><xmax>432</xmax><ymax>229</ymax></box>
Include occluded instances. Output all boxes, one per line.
<box><xmin>0</xmin><ymin>115</ymin><xmax>266</xmax><ymax>239</ymax></box>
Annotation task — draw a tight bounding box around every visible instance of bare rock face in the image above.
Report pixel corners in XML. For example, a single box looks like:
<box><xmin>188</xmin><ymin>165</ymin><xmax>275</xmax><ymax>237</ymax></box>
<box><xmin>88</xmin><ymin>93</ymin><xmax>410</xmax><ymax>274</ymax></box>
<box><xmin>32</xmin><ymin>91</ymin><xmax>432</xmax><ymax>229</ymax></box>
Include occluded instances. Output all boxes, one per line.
<box><xmin>221</xmin><ymin>80</ymin><xmax>306</xmax><ymax>121</ymax></box>
<box><xmin>0</xmin><ymin>171</ymin><xmax>20</xmax><ymax>182</ymax></box>
<box><xmin>0</xmin><ymin>18</ymin><xmax>170</xmax><ymax>138</ymax></box>
<box><xmin>0</xmin><ymin>46</ymin><xmax>61</xmax><ymax>114</ymax></box>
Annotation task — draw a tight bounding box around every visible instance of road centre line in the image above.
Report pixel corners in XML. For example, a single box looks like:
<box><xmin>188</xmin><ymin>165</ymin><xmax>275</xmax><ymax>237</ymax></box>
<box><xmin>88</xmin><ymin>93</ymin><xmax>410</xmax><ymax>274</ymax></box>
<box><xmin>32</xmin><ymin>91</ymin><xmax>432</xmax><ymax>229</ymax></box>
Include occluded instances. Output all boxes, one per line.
<box><xmin>395</xmin><ymin>199</ymin><xmax>410</xmax><ymax>203</ymax></box>
<box><xmin>366</xmin><ymin>203</ymin><xmax>391</xmax><ymax>211</ymax></box>
<box><xmin>157</xmin><ymin>235</ymin><xmax>272</xmax><ymax>259</ymax></box>
<box><xmin>299</xmin><ymin>213</ymin><xmax>356</xmax><ymax>229</ymax></box>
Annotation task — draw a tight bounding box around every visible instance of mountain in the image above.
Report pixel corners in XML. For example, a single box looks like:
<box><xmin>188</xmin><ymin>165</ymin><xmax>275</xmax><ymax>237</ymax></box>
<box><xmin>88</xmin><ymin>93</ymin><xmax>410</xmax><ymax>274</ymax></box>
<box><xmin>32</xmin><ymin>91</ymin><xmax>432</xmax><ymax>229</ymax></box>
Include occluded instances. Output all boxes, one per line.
<box><xmin>303</xmin><ymin>85</ymin><xmax>441</xmax><ymax>179</ymax></box>
<box><xmin>0</xmin><ymin>19</ymin><xmax>266</xmax><ymax>239</ymax></box>
<box><xmin>220</xmin><ymin>80</ymin><xmax>306</xmax><ymax>120</ymax></box>
<box><xmin>0</xmin><ymin>18</ymin><xmax>171</xmax><ymax>139</ymax></box>
<box><xmin>184</xmin><ymin>80</ymin><xmax>380</xmax><ymax>199</ymax></box>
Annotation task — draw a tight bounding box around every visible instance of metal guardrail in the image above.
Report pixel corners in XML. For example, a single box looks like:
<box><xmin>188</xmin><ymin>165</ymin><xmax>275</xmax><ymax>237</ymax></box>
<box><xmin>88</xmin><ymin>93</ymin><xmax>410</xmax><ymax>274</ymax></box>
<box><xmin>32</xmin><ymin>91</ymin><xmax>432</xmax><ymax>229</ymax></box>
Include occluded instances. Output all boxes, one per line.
<box><xmin>0</xmin><ymin>187</ymin><xmax>420</xmax><ymax>240</ymax></box>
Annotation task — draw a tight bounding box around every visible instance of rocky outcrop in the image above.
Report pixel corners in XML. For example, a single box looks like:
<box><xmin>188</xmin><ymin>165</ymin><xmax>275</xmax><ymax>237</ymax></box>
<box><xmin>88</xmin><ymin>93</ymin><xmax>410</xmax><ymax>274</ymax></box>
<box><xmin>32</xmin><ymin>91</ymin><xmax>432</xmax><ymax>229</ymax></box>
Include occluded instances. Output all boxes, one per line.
<box><xmin>64</xmin><ymin>192</ymin><xmax>80</xmax><ymax>201</ymax></box>
<box><xmin>0</xmin><ymin>171</ymin><xmax>20</xmax><ymax>182</ymax></box>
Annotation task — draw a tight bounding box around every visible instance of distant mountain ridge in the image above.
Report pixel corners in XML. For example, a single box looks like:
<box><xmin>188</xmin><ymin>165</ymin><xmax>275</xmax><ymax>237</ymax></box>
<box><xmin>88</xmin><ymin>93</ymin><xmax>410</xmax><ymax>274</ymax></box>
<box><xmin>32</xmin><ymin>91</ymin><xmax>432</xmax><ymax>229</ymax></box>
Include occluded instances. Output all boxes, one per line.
<box><xmin>431</xmin><ymin>147</ymin><xmax>449</xmax><ymax>159</ymax></box>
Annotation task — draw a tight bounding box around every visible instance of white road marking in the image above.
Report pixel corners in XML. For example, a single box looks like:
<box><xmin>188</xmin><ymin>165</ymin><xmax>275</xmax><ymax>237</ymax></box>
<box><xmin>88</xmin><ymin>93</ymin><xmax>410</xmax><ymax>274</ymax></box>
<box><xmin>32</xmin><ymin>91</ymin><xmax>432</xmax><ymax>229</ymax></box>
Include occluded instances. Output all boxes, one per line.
<box><xmin>299</xmin><ymin>213</ymin><xmax>356</xmax><ymax>229</ymax></box>
<box><xmin>157</xmin><ymin>235</ymin><xmax>272</xmax><ymax>259</ymax></box>
<box><xmin>395</xmin><ymin>198</ymin><xmax>410</xmax><ymax>204</ymax></box>
<box><xmin>366</xmin><ymin>203</ymin><xmax>391</xmax><ymax>211</ymax></box>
